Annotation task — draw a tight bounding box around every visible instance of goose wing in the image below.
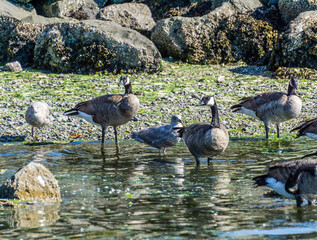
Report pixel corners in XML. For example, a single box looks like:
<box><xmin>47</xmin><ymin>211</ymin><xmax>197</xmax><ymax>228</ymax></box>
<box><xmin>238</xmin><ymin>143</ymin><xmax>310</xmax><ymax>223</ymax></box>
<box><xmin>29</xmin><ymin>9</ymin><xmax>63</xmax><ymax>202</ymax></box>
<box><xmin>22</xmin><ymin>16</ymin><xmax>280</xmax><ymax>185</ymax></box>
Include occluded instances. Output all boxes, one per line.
<box><xmin>267</xmin><ymin>159</ymin><xmax>317</xmax><ymax>183</ymax></box>
<box><xmin>291</xmin><ymin>117</ymin><xmax>317</xmax><ymax>137</ymax></box>
<box><xmin>73</xmin><ymin>94</ymin><xmax>122</xmax><ymax>115</ymax></box>
<box><xmin>231</xmin><ymin>92</ymin><xmax>286</xmax><ymax>112</ymax></box>
<box><xmin>132</xmin><ymin>125</ymin><xmax>170</xmax><ymax>146</ymax></box>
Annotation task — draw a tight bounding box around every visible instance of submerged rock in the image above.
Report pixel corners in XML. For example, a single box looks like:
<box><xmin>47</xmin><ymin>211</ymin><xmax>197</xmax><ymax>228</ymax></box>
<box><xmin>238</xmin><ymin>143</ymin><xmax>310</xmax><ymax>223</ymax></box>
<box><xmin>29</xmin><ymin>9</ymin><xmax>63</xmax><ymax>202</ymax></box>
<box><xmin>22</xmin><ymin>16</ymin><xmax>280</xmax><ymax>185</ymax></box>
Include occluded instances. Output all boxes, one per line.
<box><xmin>0</xmin><ymin>162</ymin><xmax>61</xmax><ymax>202</ymax></box>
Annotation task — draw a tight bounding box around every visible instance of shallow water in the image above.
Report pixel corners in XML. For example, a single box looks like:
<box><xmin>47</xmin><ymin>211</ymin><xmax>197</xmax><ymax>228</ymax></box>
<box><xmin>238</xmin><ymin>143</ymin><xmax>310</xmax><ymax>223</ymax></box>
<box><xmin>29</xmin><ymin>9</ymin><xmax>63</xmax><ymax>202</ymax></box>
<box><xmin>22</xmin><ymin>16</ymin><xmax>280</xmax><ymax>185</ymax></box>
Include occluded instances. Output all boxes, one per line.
<box><xmin>0</xmin><ymin>138</ymin><xmax>316</xmax><ymax>239</ymax></box>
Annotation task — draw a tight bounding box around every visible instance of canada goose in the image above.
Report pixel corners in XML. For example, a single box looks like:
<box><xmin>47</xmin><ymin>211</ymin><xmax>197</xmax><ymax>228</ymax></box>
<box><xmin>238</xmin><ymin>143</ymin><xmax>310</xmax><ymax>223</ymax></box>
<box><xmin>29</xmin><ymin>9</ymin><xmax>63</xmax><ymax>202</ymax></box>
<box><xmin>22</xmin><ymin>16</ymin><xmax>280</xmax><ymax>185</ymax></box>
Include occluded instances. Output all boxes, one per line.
<box><xmin>231</xmin><ymin>76</ymin><xmax>302</xmax><ymax>139</ymax></box>
<box><xmin>25</xmin><ymin>102</ymin><xmax>50</xmax><ymax>138</ymax></box>
<box><xmin>291</xmin><ymin>117</ymin><xmax>317</xmax><ymax>140</ymax></box>
<box><xmin>253</xmin><ymin>159</ymin><xmax>317</xmax><ymax>207</ymax></box>
<box><xmin>131</xmin><ymin>115</ymin><xmax>182</xmax><ymax>154</ymax></box>
<box><xmin>64</xmin><ymin>75</ymin><xmax>139</xmax><ymax>145</ymax></box>
<box><xmin>174</xmin><ymin>95</ymin><xmax>229</xmax><ymax>164</ymax></box>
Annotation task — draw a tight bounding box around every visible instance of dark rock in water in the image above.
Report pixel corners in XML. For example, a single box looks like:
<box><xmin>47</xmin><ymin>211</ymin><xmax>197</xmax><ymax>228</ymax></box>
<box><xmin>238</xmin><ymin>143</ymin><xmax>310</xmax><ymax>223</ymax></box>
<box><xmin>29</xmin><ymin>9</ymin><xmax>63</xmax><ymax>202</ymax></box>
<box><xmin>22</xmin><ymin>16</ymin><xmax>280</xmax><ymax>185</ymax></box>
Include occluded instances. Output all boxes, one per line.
<box><xmin>151</xmin><ymin>2</ymin><xmax>277</xmax><ymax>65</ymax></box>
<box><xmin>0</xmin><ymin>16</ymin><xmax>45</xmax><ymax>66</ymax></box>
<box><xmin>269</xmin><ymin>11</ymin><xmax>317</xmax><ymax>70</ymax></box>
<box><xmin>0</xmin><ymin>162</ymin><xmax>61</xmax><ymax>202</ymax></box>
<box><xmin>3</xmin><ymin>61</ymin><xmax>23</xmax><ymax>72</ymax></box>
<box><xmin>97</xmin><ymin>3</ymin><xmax>155</xmax><ymax>37</ymax></box>
<box><xmin>34</xmin><ymin>20</ymin><xmax>162</xmax><ymax>74</ymax></box>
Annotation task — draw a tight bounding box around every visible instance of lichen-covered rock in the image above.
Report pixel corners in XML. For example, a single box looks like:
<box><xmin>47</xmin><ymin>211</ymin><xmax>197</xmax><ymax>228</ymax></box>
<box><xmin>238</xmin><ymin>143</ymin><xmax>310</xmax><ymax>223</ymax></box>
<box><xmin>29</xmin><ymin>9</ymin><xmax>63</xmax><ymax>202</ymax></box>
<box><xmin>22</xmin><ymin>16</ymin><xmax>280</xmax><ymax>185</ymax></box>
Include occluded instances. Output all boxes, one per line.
<box><xmin>0</xmin><ymin>162</ymin><xmax>61</xmax><ymax>202</ymax></box>
<box><xmin>0</xmin><ymin>0</ymin><xmax>32</xmax><ymax>20</ymax></box>
<box><xmin>97</xmin><ymin>3</ymin><xmax>155</xmax><ymax>36</ymax></box>
<box><xmin>0</xmin><ymin>16</ymin><xmax>45</xmax><ymax>66</ymax></box>
<box><xmin>278</xmin><ymin>0</ymin><xmax>317</xmax><ymax>23</ymax></box>
<box><xmin>151</xmin><ymin>2</ymin><xmax>278</xmax><ymax>65</ymax></box>
<box><xmin>138</xmin><ymin>0</ymin><xmax>262</xmax><ymax>21</ymax></box>
<box><xmin>3</xmin><ymin>61</ymin><xmax>23</xmax><ymax>71</ymax></box>
<box><xmin>33</xmin><ymin>0</ymin><xmax>99</xmax><ymax>20</ymax></box>
<box><xmin>34</xmin><ymin>20</ymin><xmax>162</xmax><ymax>74</ymax></box>
<box><xmin>269</xmin><ymin>11</ymin><xmax>317</xmax><ymax>70</ymax></box>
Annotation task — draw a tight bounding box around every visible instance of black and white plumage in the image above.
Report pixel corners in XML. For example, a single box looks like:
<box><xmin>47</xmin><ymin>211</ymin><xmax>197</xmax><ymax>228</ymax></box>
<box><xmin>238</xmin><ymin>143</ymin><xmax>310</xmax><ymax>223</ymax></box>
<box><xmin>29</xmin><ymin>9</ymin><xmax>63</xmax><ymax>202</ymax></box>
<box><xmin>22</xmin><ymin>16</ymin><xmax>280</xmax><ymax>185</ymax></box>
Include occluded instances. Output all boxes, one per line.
<box><xmin>231</xmin><ymin>76</ymin><xmax>302</xmax><ymax>139</ymax></box>
<box><xmin>64</xmin><ymin>75</ymin><xmax>139</xmax><ymax>145</ymax></box>
<box><xmin>131</xmin><ymin>115</ymin><xmax>182</xmax><ymax>154</ymax></box>
<box><xmin>253</xmin><ymin>159</ymin><xmax>317</xmax><ymax>207</ymax></box>
<box><xmin>174</xmin><ymin>95</ymin><xmax>229</xmax><ymax>164</ymax></box>
<box><xmin>25</xmin><ymin>102</ymin><xmax>50</xmax><ymax>138</ymax></box>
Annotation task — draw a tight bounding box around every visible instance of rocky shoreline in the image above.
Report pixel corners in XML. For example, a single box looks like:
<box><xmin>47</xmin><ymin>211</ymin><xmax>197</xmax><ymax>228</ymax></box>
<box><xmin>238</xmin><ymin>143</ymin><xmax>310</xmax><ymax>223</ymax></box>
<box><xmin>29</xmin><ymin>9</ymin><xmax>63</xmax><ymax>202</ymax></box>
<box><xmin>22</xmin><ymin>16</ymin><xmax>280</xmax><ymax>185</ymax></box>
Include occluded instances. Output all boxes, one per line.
<box><xmin>0</xmin><ymin>61</ymin><xmax>316</xmax><ymax>144</ymax></box>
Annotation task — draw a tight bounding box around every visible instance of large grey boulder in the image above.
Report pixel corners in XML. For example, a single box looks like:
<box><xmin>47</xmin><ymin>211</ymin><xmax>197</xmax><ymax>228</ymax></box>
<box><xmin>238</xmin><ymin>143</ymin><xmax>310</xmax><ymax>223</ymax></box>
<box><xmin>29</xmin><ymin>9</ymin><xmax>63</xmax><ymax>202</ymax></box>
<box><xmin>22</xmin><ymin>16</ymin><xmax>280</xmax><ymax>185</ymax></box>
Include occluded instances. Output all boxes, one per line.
<box><xmin>97</xmin><ymin>3</ymin><xmax>155</xmax><ymax>36</ymax></box>
<box><xmin>0</xmin><ymin>0</ymin><xmax>32</xmax><ymax>20</ymax></box>
<box><xmin>278</xmin><ymin>0</ymin><xmax>317</xmax><ymax>23</ymax></box>
<box><xmin>200</xmin><ymin>0</ymin><xmax>262</xmax><ymax>12</ymax></box>
<box><xmin>0</xmin><ymin>16</ymin><xmax>45</xmax><ymax>66</ymax></box>
<box><xmin>34</xmin><ymin>20</ymin><xmax>162</xmax><ymax>73</ymax></box>
<box><xmin>33</xmin><ymin>0</ymin><xmax>99</xmax><ymax>20</ymax></box>
<box><xmin>0</xmin><ymin>162</ymin><xmax>61</xmax><ymax>202</ymax></box>
<box><xmin>270</xmin><ymin>11</ymin><xmax>317</xmax><ymax>69</ymax></box>
<box><xmin>151</xmin><ymin>2</ymin><xmax>277</xmax><ymax>65</ymax></box>
<box><xmin>3</xmin><ymin>61</ymin><xmax>23</xmax><ymax>71</ymax></box>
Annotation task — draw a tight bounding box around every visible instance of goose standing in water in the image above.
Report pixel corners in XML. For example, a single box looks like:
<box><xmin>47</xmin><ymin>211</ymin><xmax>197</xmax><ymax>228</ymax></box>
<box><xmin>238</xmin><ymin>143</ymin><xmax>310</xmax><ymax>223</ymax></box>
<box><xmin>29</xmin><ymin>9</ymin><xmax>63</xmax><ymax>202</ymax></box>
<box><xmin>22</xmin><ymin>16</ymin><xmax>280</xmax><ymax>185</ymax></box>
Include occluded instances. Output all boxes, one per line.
<box><xmin>174</xmin><ymin>95</ymin><xmax>229</xmax><ymax>165</ymax></box>
<box><xmin>231</xmin><ymin>76</ymin><xmax>302</xmax><ymax>139</ymax></box>
<box><xmin>253</xmin><ymin>159</ymin><xmax>317</xmax><ymax>207</ymax></box>
<box><xmin>25</xmin><ymin>102</ymin><xmax>50</xmax><ymax>139</ymax></box>
<box><xmin>64</xmin><ymin>75</ymin><xmax>139</xmax><ymax>146</ymax></box>
<box><xmin>131</xmin><ymin>115</ymin><xmax>182</xmax><ymax>155</ymax></box>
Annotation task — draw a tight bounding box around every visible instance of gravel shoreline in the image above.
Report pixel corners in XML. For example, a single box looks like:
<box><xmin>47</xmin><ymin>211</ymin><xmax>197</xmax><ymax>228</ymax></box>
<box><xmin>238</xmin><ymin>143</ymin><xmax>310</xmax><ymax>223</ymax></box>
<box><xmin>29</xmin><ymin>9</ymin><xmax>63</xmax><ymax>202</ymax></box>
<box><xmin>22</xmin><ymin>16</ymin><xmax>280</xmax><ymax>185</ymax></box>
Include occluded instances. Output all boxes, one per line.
<box><xmin>0</xmin><ymin>61</ymin><xmax>317</xmax><ymax>144</ymax></box>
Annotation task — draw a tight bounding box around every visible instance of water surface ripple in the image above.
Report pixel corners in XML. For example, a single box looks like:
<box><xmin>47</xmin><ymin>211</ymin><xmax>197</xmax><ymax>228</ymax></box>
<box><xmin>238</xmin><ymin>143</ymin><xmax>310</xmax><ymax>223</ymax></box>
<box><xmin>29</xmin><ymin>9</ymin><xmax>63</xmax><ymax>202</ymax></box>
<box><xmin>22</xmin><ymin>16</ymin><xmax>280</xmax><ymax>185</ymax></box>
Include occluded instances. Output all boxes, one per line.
<box><xmin>0</xmin><ymin>138</ymin><xmax>316</xmax><ymax>239</ymax></box>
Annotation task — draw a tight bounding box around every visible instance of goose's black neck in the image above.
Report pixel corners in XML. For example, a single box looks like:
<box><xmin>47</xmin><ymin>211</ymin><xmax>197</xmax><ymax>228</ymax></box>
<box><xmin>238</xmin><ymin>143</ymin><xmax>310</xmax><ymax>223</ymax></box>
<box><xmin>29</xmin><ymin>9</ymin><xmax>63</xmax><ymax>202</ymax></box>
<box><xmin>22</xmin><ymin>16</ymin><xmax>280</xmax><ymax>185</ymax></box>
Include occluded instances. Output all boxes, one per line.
<box><xmin>285</xmin><ymin>166</ymin><xmax>315</xmax><ymax>194</ymax></box>
<box><xmin>210</xmin><ymin>101</ymin><xmax>221</xmax><ymax>128</ymax></box>
<box><xmin>287</xmin><ymin>84</ymin><xmax>296</xmax><ymax>96</ymax></box>
<box><xmin>124</xmin><ymin>83</ymin><xmax>133</xmax><ymax>94</ymax></box>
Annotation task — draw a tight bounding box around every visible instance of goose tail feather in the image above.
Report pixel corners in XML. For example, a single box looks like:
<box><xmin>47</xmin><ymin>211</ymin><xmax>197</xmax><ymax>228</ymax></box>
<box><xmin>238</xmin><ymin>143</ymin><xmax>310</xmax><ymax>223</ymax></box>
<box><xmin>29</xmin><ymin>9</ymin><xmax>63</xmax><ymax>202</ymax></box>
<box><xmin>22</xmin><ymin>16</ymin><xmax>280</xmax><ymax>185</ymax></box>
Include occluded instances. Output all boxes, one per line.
<box><xmin>64</xmin><ymin>109</ymin><xmax>79</xmax><ymax>116</ymax></box>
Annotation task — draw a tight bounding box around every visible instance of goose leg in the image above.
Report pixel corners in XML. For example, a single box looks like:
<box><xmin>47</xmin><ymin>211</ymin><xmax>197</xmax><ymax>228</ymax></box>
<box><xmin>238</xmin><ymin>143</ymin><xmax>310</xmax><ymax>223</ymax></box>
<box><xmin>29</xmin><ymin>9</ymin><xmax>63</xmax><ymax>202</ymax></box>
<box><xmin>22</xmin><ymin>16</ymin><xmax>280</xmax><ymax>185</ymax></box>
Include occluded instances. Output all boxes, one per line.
<box><xmin>101</xmin><ymin>126</ymin><xmax>106</xmax><ymax>144</ymax></box>
<box><xmin>195</xmin><ymin>156</ymin><xmax>201</xmax><ymax>165</ymax></box>
<box><xmin>113</xmin><ymin>127</ymin><xmax>119</xmax><ymax>147</ymax></box>
<box><xmin>207</xmin><ymin>157</ymin><xmax>213</xmax><ymax>164</ymax></box>
<box><xmin>295</xmin><ymin>195</ymin><xmax>303</xmax><ymax>207</ymax></box>
<box><xmin>31</xmin><ymin>127</ymin><xmax>34</xmax><ymax>138</ymax></box>
<box><xmin>276</xmin><ymin>123</ymin><xmax>280</xmax><ymax>138</ymax></box>
<box><xmin>264</xmin><ymin>123</ymin><xmax>269</xmax><ymax>139</ymax></box>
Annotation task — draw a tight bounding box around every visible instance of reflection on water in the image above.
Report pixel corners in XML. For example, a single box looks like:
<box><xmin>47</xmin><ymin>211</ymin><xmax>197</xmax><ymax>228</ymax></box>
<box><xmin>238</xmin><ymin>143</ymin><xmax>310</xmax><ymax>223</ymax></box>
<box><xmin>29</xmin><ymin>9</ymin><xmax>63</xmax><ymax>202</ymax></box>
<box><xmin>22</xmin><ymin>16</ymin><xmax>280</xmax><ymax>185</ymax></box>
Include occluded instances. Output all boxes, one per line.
<box><xmin>0</xmin><ymin>138</ymin><xmax>316</xmax><ymax>239</ymax></box>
